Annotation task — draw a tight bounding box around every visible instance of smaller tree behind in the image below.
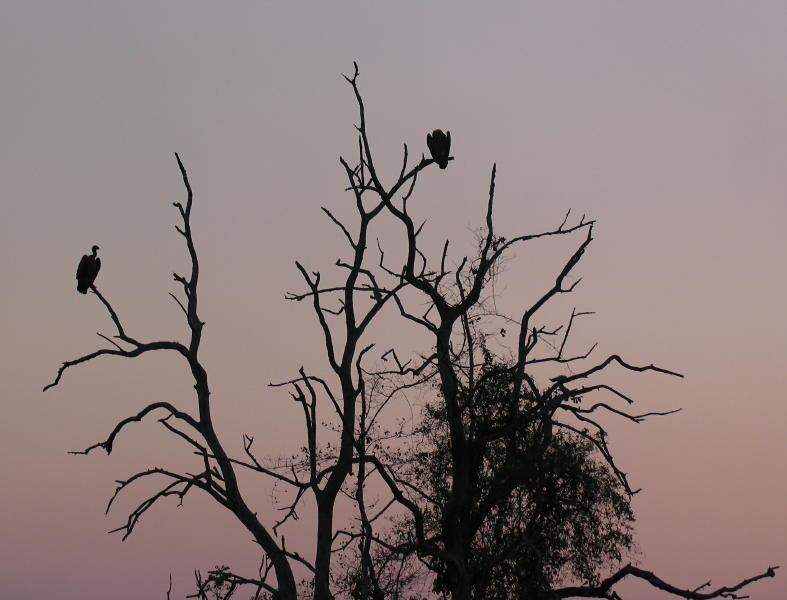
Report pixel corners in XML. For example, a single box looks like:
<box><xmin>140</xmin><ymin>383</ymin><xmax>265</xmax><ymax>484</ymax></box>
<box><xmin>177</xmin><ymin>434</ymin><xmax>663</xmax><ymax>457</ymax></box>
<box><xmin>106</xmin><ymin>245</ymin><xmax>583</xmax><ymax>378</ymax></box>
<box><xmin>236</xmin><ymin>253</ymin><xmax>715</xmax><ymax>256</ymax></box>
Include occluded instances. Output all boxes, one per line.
<box><xmin>398</xmin><ymin>354</ymin><xmax>635</xmax><ymax>599</ymax></box>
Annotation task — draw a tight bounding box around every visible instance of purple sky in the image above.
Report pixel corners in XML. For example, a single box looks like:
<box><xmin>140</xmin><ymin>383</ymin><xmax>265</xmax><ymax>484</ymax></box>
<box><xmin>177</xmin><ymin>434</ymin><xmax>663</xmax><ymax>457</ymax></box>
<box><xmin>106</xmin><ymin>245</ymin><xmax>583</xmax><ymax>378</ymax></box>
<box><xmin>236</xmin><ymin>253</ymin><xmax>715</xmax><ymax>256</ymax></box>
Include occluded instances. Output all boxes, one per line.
<box><xmin>1</xmin><ymin>3</ymin><xmax>785</xmax><ymax>599</ymax></box>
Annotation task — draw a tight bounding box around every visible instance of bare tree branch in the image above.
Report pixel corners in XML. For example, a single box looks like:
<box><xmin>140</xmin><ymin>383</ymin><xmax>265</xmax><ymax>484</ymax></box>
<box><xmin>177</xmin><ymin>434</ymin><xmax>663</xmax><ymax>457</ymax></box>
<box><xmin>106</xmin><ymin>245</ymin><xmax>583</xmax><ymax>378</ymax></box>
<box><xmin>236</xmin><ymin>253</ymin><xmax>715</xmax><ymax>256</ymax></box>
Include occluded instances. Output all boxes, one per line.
<box><xmin>555</xmin><ymin>564</ymin><xmax>778</xmax><ymax>599</ymax></box>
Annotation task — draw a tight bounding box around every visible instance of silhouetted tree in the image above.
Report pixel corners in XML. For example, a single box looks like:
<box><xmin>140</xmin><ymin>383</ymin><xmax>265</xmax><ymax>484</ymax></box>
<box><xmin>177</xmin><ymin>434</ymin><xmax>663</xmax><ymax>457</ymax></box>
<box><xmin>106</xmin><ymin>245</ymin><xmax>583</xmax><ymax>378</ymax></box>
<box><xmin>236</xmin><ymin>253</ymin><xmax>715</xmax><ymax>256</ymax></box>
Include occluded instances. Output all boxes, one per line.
<box><xmin>388</xmin><ymin>356</ymin><xmax>637</xmax><ymax>599</ymax></box>
<box><xmin>45</xmin><ymin>64</ymin><xmax>777</xmax><ymax>600</ymax></box>
<box><xmin>329</xmin><ymin>353</ymin><xmax>637</xmax><ymax>600</ymax></box>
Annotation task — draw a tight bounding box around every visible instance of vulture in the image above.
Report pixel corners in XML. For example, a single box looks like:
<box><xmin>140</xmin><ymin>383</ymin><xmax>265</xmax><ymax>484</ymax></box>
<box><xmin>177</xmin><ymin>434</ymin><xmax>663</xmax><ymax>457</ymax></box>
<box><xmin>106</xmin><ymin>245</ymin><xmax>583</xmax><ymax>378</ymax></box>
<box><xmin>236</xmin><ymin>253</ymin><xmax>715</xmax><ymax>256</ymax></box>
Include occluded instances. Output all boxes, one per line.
<box><xmin>76</xmin><ymin>245</ymin><xmax>101</xmax><ymax>294</ymax></box>
<box><xmin>427</xmin><ymin>129</ymin><xmax>451</xmax><ymax>169</ymax></box>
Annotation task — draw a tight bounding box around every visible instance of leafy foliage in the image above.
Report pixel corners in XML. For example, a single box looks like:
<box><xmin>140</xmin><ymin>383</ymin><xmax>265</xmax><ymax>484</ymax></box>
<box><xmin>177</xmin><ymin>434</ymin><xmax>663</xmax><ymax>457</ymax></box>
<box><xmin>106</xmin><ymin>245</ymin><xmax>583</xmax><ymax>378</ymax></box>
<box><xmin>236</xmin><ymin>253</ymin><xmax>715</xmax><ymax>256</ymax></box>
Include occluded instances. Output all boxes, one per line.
<box><xmin>404</xmin><ymin>355</ymin><xmax>635</xmax><ymax>599</ymax></box>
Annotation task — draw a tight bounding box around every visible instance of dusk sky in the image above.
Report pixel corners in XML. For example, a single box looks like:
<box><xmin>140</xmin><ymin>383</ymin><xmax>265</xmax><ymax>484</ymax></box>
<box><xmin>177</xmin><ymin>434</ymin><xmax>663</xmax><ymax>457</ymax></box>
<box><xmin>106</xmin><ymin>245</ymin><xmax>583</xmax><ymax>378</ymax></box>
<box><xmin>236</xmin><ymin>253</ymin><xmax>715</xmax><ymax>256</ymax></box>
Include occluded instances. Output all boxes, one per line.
<box><xmin>1</xmin><ymin>3</ymin><xmax>785</xmax><ymax>599</ymax></box>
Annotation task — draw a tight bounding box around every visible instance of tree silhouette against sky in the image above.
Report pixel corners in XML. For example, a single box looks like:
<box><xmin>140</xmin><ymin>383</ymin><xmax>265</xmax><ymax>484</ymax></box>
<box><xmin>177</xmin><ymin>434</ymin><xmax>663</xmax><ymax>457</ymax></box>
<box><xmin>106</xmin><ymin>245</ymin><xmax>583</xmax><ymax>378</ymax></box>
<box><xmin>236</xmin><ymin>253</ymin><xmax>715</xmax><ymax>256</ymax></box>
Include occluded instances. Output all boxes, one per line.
<box><xmin>44</xmin><ymin>65</ymin><xmax>777</xmax><ymax>600</ymax></box>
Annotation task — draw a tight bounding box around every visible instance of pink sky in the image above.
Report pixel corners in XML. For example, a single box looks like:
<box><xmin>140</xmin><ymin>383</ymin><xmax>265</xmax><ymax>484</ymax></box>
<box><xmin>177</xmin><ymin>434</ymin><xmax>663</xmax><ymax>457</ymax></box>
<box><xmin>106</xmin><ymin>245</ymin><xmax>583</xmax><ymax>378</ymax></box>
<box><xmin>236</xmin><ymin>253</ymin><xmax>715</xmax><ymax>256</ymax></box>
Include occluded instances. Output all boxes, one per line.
<box><xmin>1</xmin><ymin>2</ymin><xmax>785</xmax><ymax>599</ymax></box>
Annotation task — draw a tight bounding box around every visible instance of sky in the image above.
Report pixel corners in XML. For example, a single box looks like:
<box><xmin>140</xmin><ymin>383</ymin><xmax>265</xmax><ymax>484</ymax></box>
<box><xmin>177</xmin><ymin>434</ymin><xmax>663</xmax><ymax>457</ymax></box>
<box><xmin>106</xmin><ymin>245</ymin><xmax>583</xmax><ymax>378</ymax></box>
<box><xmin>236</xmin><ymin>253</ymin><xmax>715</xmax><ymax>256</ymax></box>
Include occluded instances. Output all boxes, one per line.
<box><xmin>1</xmin><ymin>2</ymin><xmax>785</xmax><ymax>599</ymax></box>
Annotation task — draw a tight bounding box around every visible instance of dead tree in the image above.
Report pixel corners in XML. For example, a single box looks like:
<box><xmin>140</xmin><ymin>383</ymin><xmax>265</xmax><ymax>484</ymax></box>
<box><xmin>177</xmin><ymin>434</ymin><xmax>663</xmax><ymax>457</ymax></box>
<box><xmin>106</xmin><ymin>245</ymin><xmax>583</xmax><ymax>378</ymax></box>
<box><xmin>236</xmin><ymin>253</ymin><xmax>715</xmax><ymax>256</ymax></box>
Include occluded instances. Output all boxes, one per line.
<box><xmin>45</xmin><ymin>65</ymin><xmax>777</xmax><ymax>600</ymax></box>
<box><xmin>323</xmin><ymin>65</ymin><xmax>778</xmax><ymax>600</ymax></box>
<box><xmin>45</xmin><ymin>155</ymin><xmax>298</xmax><ymax>599</ymax></box>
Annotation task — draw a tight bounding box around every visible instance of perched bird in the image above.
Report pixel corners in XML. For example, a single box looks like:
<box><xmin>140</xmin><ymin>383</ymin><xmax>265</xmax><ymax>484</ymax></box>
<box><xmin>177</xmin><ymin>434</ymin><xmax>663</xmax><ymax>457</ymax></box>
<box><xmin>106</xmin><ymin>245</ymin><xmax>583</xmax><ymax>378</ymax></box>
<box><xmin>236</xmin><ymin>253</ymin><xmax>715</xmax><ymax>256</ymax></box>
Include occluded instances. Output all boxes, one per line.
<box><xmin>427</xmin><ymin>129</ymin><xmax>451</xmax><ymax>169</ymax></box>
<box><xmin>76</xmin><ymin>245</ymin><xmax>101</xmax><ymax>294</ymax></box>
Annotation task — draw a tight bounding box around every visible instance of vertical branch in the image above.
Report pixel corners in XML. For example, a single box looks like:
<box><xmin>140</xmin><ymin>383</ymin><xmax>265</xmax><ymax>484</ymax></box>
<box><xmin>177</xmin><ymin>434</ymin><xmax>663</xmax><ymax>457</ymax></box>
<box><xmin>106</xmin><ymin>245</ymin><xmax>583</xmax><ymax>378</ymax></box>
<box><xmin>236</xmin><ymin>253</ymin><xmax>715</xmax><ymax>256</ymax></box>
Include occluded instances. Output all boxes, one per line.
<box><xmin>511</xmin><ymin>226</ymin><xmax>593</xmax><ymax>403</ymax></box>
<box><xmin>171</xmin><ymin>154</ymin><xmax>298</xmax><ymax>600</ymax></box>
<box><xmin>354</xmin><ymin>377</ymin><xmax>383</xmax><ymax>600</ymax></box>
<box><xmin>174</xmin><ymin>152</ymin><xmax>204</xmax><ymax>356</ymax></box>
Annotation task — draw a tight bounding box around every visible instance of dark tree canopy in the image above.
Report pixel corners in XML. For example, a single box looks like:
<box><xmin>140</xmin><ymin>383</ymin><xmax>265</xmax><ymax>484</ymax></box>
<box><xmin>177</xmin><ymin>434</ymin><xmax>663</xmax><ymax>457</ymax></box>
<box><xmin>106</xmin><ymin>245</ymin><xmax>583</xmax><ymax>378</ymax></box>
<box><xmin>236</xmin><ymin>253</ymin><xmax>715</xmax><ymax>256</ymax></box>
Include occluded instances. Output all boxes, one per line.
<box><xmin>411</xmin><ymin>358</ymin><xmax>636</xmax><ymax>599</ymax></box>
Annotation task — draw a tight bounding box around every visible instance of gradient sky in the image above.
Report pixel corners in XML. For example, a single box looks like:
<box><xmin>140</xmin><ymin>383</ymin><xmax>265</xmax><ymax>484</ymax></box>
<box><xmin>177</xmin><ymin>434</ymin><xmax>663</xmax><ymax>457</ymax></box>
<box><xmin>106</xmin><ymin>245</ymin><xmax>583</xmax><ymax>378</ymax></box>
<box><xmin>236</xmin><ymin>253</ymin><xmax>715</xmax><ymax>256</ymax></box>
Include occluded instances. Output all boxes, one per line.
<box><xmin>1</xmin><ymin>2</ymin><xmax>785</xmax><ymax>599</ymax></box>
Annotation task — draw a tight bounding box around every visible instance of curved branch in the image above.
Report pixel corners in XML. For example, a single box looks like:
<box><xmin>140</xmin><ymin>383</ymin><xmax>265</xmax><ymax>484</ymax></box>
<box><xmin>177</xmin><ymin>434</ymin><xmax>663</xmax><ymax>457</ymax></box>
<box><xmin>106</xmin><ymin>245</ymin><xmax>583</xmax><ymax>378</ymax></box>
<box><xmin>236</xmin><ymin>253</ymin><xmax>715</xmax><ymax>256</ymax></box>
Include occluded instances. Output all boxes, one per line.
<box><xmin>106</xmin><ymin>467</ymin><xmax>222</xmax><ymax>540</ymax></box>
<box><xmin>70</xmin><ymin>401</ymin><xmax>201</xmax><ymax>455</ymax></box>
<box><xmin>555</xmin><ymin>564</ymin><xmax>778</xmax><ymax>599</ymax></box>
<box><xmin>550</xmin><ymin>354</ymin><xmax>684</xmax><ymax>389</ymax></box>
<box><xmin>43</xmin><ymin>340</ymin><xmax>189</xmax><ymax>392</ymax></box>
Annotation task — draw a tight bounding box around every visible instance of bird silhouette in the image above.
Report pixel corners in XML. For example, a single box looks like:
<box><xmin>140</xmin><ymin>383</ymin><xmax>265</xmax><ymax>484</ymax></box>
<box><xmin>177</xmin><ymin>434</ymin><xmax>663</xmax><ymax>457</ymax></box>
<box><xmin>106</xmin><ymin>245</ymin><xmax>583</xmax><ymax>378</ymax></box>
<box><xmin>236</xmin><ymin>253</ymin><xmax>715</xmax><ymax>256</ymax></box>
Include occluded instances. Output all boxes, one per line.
<box><xmin>76</xmin><ymin>245</ymin><xmax>101</xmax><ymax>294</ymax></box>
<box><xmin>427</xmin><ymin>129</ymin><xmax>451</xmax><ymax>169</ymax></box>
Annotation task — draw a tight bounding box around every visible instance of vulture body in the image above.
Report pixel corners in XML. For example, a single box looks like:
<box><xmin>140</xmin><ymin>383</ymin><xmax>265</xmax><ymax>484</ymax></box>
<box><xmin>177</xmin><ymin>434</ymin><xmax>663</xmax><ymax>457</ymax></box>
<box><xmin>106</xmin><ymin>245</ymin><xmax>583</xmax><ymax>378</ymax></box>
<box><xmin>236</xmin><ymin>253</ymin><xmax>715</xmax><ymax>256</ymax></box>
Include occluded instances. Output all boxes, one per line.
<box><xmin>76</xmin><ymin>246</ymin><xmax>101</xmax><ymax>294</ymax></box>
<box><xmin>427</xmin><ymin>129</ymin><xmax>451</xmax><ymax>169</ymax></box>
